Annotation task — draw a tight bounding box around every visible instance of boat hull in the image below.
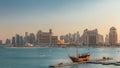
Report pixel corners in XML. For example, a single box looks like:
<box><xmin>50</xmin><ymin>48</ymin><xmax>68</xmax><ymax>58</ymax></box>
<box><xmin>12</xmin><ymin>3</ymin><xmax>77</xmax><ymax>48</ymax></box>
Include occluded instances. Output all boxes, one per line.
<box><xmin>69</xmin><ymin>54</ymin><xmax>90</xmax><ymax>62</ymax></box>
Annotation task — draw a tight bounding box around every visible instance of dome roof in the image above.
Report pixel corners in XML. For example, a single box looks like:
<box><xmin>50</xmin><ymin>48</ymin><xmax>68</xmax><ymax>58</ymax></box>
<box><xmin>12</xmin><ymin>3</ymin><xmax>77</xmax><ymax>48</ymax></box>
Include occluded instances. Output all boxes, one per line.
<box><xmin>110</xmin><ymin>27</ymin><xmax>116</xmax><ymax>30</ymax></box>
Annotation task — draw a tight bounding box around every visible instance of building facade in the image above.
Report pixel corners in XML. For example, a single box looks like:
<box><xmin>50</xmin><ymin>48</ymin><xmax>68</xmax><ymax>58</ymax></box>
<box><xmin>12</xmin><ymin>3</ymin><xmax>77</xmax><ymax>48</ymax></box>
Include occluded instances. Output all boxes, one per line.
<box><xmin>109</xmin><ymin>27</ymin><xmax>117</xmax><ymax>45</ymax></box>
<box><xmin>14</xmin><ymin>34</ymin><xmax>24</xmax><ymax>47</ymax></box>
<box><xmin>12</xmin><ymin>37</ymin><xmax>16</xmax><ymax>46</ymax></box>
<box><xmin>81</xmin><ymin>29</ymin><xmax>103</xmax><ymax>46</ymax></box>
<box><xmin>0</xmin><ymin>40</ymin><xmax>2</xmax><ymax>45</ymax></box>
<box><xmin>5</xmin><ymin>38</ymin><xmax>11</xmax><ymax>45</ymax></box>
<box><xmin>29</xmin><ymin>33</ymin><xmax>36</xmax><ymax>44</ymax></box>
<box><xmin>105</xmin><ymin>34</ymin><xmax>109</xmax><ymax>45</ymax></box>
<box><xmin>24</xmin><ymin>32</ymin><xmax>29</xmax><ymax>44</ymax></box>
<box><xmin>36</xmin><ymin>29</ymin><xmax>58</xmax><ymax>46</ymax></box>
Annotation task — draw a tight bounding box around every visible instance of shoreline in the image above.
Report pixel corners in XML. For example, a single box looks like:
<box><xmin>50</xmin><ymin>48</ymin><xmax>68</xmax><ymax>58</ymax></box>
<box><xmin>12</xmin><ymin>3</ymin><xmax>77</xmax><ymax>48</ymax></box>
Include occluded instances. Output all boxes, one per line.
<box><xmin>2</xmin><ymin>46</ymin><xmax>120</xmax><ymax>48</ymax></box>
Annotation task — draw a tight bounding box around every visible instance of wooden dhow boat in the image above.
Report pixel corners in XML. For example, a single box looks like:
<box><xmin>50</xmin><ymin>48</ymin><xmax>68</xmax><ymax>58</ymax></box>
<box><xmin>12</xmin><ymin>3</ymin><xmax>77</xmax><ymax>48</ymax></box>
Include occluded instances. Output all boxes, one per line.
<box><xmin>68</xmin><ymin>43</ymin><xmax>90</xmax><ymax>62</ymax></box>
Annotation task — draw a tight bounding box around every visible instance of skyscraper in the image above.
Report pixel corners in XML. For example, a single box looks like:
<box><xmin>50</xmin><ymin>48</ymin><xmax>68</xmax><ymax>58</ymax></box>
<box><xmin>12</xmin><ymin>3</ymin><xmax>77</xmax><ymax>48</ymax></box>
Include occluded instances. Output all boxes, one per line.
<box><xmin>36</xmin><ymin>30</ymin><xmax>42</xmax><ymax>44</ymax></box>
<box><xmin>12</xmin><ymin>37</ymin><xmax>16</xmax><ymax>46</ymax></box>
<box><xmin>75</xmin><ymin>31</ymin><xmax>80</xmax><ymax>43</ymax></box>
<box><xmin>105</xmin><ymin>35</ymin><xmax>109</xmax><ymax>46</ymax></box>
<box><xmin>49</xmin><ymin>29</ymin><xmax>52</xmax><ymax>46</ymax></box>
<box><xmin>29</xmin><ymin>33</ymin><xmax>35</xmax><ymax>44</ymax></box>
<box><xmin>0</xmin><ymin>40</ymin><xmax>2</xmax><ymax>45</ymax></box>
<box><xmin>24</xmin><ymin>32</ymin><xmax>29</xmax><ymax>44</ymax></box>
<box><xmin>16</xmin><ymin>34</ymin><xmax>20</xmax><ymax>46</ymax></box>
<box><xmin>109</xmin><ymin>27</ymin><xmax>117</xmax><ymax>45</ymax></box>
<box><xmin>15</xmin><ymin>34</ymin><xmax>24</xmax><ymax>46</ymax></box>
<box><xmin>5</xmin><ymin>38</ymin><xmax>11</xmax><ymax>45</ymax></box>
<box><xmin>19</xmin><ymin>36</ymin><xmax>24</xmax><ymax>46</ymax></box>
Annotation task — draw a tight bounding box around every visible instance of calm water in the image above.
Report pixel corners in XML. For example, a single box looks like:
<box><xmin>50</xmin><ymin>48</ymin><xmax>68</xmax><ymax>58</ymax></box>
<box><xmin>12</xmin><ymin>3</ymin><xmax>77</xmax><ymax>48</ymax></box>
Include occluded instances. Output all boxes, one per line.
<box><xmin>0</xmin><ymin>47</ymin><xmax>120</xmax><ymax>68</ymax></box>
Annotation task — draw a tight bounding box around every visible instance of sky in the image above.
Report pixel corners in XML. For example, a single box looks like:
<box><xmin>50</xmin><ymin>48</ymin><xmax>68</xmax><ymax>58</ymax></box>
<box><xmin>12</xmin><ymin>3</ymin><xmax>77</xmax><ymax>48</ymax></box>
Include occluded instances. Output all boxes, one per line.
<box><xmin>0</xmin><ymin>0</ymin><xmax>120</xmax><ymax>42</ymax></box>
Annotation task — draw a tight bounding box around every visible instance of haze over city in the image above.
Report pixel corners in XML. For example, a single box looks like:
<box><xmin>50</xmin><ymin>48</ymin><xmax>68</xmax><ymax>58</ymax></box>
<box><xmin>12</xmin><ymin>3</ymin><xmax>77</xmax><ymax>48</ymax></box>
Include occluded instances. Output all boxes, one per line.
<box><xmin>1</xmin><ymin>0</ymin><xmax>120</xmax><ymax>42</ymax></box>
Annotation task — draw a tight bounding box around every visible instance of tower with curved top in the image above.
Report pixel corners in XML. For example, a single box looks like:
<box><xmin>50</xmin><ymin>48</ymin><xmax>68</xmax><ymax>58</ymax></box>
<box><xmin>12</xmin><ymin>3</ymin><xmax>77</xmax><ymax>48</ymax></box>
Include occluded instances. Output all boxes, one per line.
<box><xmin>109</xmin><ymin>27</ymin><xmax>117</xmax><ymax>45</ymax></box>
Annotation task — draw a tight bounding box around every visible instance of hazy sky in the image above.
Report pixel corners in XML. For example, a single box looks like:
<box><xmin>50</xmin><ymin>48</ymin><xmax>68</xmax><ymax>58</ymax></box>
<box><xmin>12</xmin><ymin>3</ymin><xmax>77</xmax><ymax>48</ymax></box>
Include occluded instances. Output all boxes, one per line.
<box><xmin>1</xmin><ymin>0</ymin><xmax>120</xmax><ymax>42</ymax></box>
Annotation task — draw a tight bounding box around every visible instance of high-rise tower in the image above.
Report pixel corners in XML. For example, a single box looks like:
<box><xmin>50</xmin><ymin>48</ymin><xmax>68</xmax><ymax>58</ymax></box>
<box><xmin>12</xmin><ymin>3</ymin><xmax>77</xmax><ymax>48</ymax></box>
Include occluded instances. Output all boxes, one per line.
<box><xmin>109</xmin><ymin>27</ymin><xmax>117</xmax><ymax>45</ymax></box>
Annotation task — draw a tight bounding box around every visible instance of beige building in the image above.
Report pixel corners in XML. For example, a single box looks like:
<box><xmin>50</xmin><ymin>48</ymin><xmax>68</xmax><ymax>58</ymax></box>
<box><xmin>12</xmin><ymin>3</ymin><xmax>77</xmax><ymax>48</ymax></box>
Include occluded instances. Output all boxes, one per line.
<box><xmin>81</xmin><ymin>29</ymin><xmax>103</xmax><ymax>46</ymax></box>
<box><xmin>36</xmin><ymin>29</ymin><xmax>58</xmax><ymax>45</ymax></box>
<box><xmin>105</xmin><ymin>35</ymin><xmax>109</xmax><ymax>45</ymax></box>
<box><xmin>109</xmin><ymin>27</ymin><xmax>117</xmax><ymax>45</ymax></box>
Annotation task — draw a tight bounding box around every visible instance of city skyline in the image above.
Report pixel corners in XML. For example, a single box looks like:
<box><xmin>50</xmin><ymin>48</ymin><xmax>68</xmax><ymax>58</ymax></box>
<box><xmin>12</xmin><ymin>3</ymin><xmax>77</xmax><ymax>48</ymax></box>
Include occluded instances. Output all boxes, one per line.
<box><xmin>0</xmin><ymin>27</ymin><xmax>118</xmax><ymax>44</ymax></box>
<box><xmin>1</xmin><ymin>0</ymin><xmax>120</xmax><ymax>42</ymax></box>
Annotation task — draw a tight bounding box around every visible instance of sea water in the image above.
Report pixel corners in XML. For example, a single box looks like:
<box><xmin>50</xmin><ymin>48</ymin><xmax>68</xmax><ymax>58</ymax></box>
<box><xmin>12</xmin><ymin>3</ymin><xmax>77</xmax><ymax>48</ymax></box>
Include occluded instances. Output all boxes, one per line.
<box><xmin>0</xmin><ymin>47</ymin><xmax>120</xmax><ymax>68</ymax></box>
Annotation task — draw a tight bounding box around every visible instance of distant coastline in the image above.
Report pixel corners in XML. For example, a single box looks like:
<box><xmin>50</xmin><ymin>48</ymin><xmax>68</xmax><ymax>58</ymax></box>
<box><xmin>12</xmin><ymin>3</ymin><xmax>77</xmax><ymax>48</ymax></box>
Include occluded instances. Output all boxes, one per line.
<box><xmin>1</xmin><ymin>45</ymin><xmax>120</xmax><ymax>48</ymax></box>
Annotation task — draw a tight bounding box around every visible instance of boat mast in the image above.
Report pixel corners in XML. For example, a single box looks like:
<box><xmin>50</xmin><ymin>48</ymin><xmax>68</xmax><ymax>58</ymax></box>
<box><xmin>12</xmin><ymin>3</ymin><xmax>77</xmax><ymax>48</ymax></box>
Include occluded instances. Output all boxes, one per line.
<box><xmin>76</xmin><ymin>42</ymin><xmax>79</xmax><ymax>58</ymax></box>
